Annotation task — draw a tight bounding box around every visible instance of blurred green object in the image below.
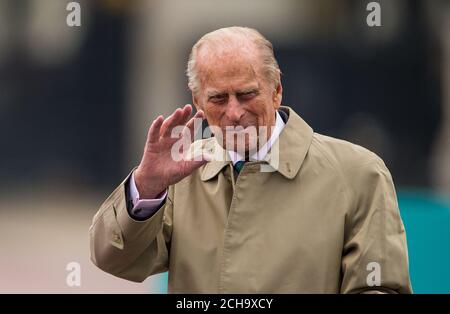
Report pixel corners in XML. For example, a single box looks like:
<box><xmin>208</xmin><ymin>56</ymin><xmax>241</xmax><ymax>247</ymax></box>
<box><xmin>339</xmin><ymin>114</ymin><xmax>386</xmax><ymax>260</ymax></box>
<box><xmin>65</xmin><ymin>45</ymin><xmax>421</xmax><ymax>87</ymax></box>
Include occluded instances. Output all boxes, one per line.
<box><xmin>399</xmin><ymin>190</ymin><xmax>450</xmax><ymax>294</ymax></box>
<box><xmin>151</xmin><ymin>190</ymin><xmax>450</xmax><ymax>294</ymax></box>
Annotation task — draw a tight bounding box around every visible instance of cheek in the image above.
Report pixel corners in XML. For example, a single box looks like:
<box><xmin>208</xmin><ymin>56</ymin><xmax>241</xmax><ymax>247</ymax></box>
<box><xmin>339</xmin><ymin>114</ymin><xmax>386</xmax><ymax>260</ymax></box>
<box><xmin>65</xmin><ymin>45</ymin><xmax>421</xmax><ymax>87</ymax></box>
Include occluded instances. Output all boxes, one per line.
<box><xmin>248</xmin><ymin>99</ymin><xmax>272</xmax><ymax>123</ymax></box>
<box><xmin>204</xmin><ymin>104</ymin><xmax>224</xmax><ymax>125</ymax></box>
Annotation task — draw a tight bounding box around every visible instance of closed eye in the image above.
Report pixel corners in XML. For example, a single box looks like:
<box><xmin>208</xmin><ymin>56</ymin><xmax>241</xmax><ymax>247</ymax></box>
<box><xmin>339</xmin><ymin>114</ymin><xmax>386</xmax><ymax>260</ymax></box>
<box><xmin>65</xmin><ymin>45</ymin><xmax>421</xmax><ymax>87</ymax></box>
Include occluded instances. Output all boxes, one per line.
<box><xmin>237</xmin><ymin>90</ymin><xmax>258</xmax><ymax>101</ymax></box>
<box><xmin>209</xmin><ymin>94</ymin><xmax>228</xmax><ymax>104</ymax></box>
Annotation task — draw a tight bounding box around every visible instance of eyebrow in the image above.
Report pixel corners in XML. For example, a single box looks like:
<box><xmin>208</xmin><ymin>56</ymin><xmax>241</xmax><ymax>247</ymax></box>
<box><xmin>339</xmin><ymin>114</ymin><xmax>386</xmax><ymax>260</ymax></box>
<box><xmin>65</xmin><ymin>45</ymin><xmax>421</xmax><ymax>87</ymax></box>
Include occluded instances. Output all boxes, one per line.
<box><xmin>206</xmin><ymin>86</ymin><xmax>259</xmax><ymax>98</ymax></box>
<box><xmin>207</xmin><ymin>91</ymin><xmax>227</xmax><ymax>98</ymax></box>
<box><xmin>236</xmin><ymin>87</ymin><xmax>259</xmax><ymax>95</ymax></box>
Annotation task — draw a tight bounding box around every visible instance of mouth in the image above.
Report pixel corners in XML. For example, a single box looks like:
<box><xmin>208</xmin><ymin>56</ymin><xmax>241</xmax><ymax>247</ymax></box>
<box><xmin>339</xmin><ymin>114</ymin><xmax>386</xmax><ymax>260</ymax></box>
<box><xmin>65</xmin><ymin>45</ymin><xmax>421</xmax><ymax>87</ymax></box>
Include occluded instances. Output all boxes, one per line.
<box><xmin>221</xmin><ymin>124</ymin><xmax>257</xmax><ymax>133</ymax></box>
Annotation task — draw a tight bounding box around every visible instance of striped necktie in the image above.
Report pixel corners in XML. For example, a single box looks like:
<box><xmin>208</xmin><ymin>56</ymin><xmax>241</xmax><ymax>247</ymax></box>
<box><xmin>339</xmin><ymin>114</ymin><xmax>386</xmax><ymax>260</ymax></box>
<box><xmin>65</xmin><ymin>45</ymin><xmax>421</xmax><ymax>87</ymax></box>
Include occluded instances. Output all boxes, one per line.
<box><xmin>234</xmin><ymin>160</ymin><xmax>246</xmax><ymax>174</ymax></box>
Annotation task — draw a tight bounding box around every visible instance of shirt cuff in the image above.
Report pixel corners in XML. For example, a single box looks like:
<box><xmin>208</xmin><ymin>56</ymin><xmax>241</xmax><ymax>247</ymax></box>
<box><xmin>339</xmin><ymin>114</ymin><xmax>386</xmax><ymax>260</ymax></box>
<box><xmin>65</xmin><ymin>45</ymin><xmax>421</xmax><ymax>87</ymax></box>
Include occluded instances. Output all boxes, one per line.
<box><xmin>128</xmin><ymin>171</ymin><xmax>167</xmax><ymax>219</ymax></box>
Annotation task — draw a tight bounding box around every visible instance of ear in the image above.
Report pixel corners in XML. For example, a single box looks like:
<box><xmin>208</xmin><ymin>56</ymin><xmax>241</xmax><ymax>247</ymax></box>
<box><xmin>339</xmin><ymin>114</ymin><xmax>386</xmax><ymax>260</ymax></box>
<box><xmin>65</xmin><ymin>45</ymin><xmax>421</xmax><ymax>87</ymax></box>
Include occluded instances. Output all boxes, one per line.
<box><xmin>272</xmin><ymin>80</ymin><xmax>283</xmax><ymax>109</ymax></box>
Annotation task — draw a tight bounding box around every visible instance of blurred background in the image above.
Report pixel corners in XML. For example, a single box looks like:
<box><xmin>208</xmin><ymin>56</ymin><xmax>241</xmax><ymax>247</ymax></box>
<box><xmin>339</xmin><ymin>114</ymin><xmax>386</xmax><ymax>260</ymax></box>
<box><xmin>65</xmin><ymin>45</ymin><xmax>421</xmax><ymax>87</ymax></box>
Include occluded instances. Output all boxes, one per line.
<box><xmin>0</xmin><ymin>0</ymin><xmax>449</xmax><ymax>293</ymax></box>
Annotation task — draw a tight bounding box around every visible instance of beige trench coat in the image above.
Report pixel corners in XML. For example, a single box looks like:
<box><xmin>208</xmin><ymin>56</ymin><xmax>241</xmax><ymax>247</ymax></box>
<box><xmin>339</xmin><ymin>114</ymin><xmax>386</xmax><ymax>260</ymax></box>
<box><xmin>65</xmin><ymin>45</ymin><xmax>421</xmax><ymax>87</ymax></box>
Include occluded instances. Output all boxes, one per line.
<box><xmin>90</xmin><ymin>106</ymin><xmax>412</xmax><ymax>293</ymax></box>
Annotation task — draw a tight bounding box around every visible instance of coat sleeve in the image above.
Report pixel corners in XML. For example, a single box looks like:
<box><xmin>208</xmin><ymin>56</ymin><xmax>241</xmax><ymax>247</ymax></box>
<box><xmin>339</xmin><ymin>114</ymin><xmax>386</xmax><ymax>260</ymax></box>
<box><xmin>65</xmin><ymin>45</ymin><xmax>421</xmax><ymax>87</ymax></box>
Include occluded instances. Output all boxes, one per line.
<box><xmin>89</xmin><ymin>170</ymin><xmax>174</xmax><ymax>282</ymax></box>
<box><xmin>340</xmin><ymin>156</ymin><xmax>413</xmax><ymax>294</ymax></box>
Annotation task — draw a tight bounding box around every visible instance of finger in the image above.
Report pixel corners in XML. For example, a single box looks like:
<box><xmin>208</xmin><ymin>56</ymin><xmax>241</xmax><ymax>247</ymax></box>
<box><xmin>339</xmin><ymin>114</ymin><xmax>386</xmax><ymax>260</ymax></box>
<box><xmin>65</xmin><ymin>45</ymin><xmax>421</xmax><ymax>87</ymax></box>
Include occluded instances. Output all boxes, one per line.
<box><xmin>162</xmin><ymin>105</ymin><xmax>194</xmax><ymax>138</ymax></box>
<box><xmin>160</xmin><ymin>108</ymin><xmax>183</xmax><ymax>137</ymax></box>
<box><xmin>147</xmin><ymin>115</ymin><xmax>164</xmax><ymax>143</ymax></box>
<box><xmin>183</xmin><ymin>109</ymin><xmax>205</xmax><ymax>141</ymax></box>
<box><xmin>179</xmin><ymin>104</ymin><xmax>193</xmax><ymax>125</ymax></box>
<box><xmin>160</xmin><ymin>104</ymin><xmax>193</xmax><ymax>137</ymax></box>
<box><xmin>175</xmin><ymin>104</ymin><xmax>194</xmax><ymax>131</ymax></box>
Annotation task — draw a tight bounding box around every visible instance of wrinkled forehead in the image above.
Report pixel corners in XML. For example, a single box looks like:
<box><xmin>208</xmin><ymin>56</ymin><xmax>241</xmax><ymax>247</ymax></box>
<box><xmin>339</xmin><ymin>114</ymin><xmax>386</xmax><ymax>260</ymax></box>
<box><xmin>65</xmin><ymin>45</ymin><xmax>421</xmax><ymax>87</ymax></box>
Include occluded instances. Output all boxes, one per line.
<box><xmin>196</xmin><ymin>44</ymin><xmax>262</xmax><ymax>91</ymax></box>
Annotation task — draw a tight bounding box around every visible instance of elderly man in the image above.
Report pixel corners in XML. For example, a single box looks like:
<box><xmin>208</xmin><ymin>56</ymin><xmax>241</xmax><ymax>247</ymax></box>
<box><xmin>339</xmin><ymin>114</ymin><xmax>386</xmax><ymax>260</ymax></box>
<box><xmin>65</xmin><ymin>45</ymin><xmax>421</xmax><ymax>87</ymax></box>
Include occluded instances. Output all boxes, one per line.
<box><xmin>90</xmin><ymin>27</ymin><xmax>412</xmax><ymax>293</ymax></box>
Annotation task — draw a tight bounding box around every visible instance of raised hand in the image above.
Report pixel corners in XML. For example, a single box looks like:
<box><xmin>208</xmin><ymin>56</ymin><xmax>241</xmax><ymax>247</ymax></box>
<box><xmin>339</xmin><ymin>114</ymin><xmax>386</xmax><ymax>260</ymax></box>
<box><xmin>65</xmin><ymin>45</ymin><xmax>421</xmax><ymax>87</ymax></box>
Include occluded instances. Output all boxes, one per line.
<box><xmin>134</xmin><ymin>104</ymin><xmax>208</xmax><ymax>199</ymax></box>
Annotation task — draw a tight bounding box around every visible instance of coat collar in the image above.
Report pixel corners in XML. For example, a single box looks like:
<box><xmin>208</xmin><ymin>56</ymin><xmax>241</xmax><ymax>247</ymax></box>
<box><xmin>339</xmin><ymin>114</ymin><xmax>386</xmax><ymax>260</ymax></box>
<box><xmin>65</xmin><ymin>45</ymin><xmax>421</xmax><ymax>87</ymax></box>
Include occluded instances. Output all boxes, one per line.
<box><xmin>200</xmin><ymin>106</ymin><xmax>314</xmax><ymax>181</ymax></box>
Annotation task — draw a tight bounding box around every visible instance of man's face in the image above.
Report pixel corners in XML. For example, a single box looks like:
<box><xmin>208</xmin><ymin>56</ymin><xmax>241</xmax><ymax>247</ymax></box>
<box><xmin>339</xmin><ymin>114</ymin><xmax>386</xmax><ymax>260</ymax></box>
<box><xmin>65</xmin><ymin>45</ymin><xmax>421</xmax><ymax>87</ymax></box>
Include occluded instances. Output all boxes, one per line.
<box><xmin>193</xmin><ymin>47</ymin><xmax>282</xmax><ymax>154</ymax></box>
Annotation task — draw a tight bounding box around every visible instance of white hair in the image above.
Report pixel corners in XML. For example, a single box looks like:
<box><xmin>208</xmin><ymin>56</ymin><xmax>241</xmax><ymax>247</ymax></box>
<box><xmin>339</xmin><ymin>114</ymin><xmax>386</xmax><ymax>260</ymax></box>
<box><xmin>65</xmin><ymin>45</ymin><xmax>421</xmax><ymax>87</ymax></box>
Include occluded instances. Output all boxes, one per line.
<box><xmin>186</xmin><ymin>26</ymin><xmax>281</xmax><ymax>94</ymax></box>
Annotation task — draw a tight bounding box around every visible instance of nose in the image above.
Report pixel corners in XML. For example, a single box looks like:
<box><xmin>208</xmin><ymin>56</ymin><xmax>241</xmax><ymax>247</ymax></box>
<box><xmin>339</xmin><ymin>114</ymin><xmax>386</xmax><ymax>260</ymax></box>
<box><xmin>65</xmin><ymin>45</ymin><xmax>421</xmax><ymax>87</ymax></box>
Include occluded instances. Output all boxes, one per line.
<box><xmin>225</xmin><ymin>95</ymin><xmax>244</xmax><ymax>123</ymax></box>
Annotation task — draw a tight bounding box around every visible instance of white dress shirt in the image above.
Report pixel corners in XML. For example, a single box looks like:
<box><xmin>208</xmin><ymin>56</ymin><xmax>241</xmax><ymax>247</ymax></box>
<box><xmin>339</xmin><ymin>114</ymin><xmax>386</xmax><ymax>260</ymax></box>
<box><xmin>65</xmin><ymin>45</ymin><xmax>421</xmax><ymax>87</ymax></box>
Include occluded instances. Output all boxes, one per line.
<box><xmin>129</xmin><ymin>111</ymin><xmax>286</xmax><ymax>219</ymax></box>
